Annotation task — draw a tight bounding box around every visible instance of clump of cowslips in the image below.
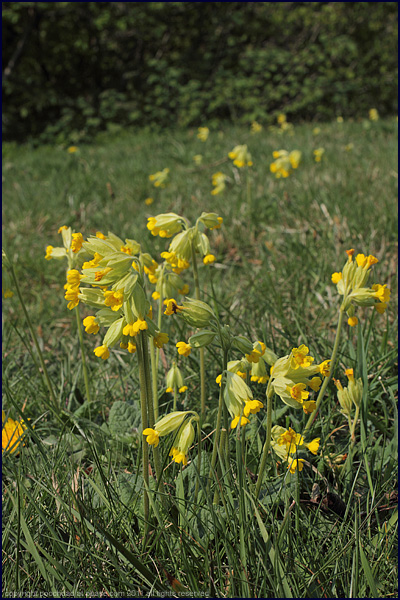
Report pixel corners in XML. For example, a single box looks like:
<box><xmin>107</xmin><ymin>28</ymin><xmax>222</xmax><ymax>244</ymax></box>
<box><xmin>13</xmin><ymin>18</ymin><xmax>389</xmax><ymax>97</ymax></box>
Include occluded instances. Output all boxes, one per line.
<box><xmin>271</xmin><ymin>425</ymin><xmax>320</xmax><ymax>473</ymax></box>
<box><xmin>331</xmin><ymin>249</ymin><xmax>390</xmax><ymax>327</ymax></box>
<box><xmin>269</xmin><ymin>345</ymin><xmax>330</xmax><ymax>414</ymax></box>
<box><xmin>211</xmin><ymin>172</ymin><xmax>228</xmax><ymax>195</ymax></box>
<box><xmin>143</xmin><ymin>410</ymin><xmax>199</xmax><ymax>465</ymax></box>
<box><xmin>313</xmin><ymin>147</ymin><xmax>325</xmax><ymax>162</ymax></box>
<box><xmin>197</xmin><ymin>127</ymin><xmax>209</xmax><ymax>142</ymax></box>
<box><xmin>270</xmin><ymin>150</ymin><xmax>301</xmax><ymax>178</ymax></box>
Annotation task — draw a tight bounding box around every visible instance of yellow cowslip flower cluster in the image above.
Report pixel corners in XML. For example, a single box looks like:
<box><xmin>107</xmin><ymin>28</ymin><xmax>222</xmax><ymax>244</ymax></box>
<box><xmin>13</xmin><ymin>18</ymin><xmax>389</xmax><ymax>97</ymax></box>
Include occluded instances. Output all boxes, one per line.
<box><xmin>270</xmin><ymin>150</ymin><xmax>301</xmax><ymax>178</ymax></box>
<box><xmin>216</xmin><ymin>371</ymin><xmax>264</xmax><ymax>430</ymax></box>
<box><xmin>143</xmin><ymin>410</ymin><xmax>199</xmax><ymax>466</ymax></box>
<box><xmin>149</xmin><ymin>167</ymin><xmax>169</xmax><ymax>188</ymax></box>
<box><xmin>197</xmin><ymin>127</ymin><xmax>209</xmax><ymax>142</ymax></box>
<box><xmin>250</xmin><ymin>121</ymin><xmax>263</xmax><ymax>134</ymax></box>
<box><xmin>271</xmin><ymin>425</ymin><xmax>320</xmax><ymax>473</ymax></box>
<box><xmin>313</xmin><ymin>147</ymin><xmax>325</xmax><ymax>162</ymax></box>
<box><xmin>228</xmin><ymin>144</ymin><xmax>253</xmax><ymax>168</ymax></box>
<box><xmin>269</xmin><ymin>344</ymin><xmax>329</xmax><ymax>413</ymax></box>
<box><xmin>211</xmin><ymin>172</ymin><xmax>227</xmax><ymax>195</ymax></box>
<box><xmin>148</xmin><ymin>212</ymin><xmax>221</xmax><ymax>276</ymax></box>
<box><xmin>56</xmin><ymin>230</ymin><xmax>171</xmax><ymax>360</ymax></box>
<box><xmin>334</xmin><ymin>368</ymin><xmax>362</xmax><ymax>417</ymax></box>
<box><xmin>2</xmin><ymin>410</ymin><xmax>27</xmax><ymax>455</ymax></box>
<box><xmin>331</xmin><ymin>249</ymin><xmax>391</xmax><ymax>326</ymax></box>
<box><xmin>369</xmin><ymin>108</ymin><xmax>379</xmax><ymax>122</ymax></box>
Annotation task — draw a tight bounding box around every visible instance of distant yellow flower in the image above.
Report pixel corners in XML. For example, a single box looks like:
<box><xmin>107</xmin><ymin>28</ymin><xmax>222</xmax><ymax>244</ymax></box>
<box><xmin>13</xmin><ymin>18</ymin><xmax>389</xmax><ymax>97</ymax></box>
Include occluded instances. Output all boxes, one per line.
<box><xmin>3</xmin><ymin>288</ymin><xmax>13</xmax><ymax>298</ymax></box>
<box><xmin>277</xmin><ymin>113</ymin><xmax>286</xmax><ymax>125</ymax></box>
<box><xmin>145</xmin><ymin>197</ymin><xmax>154</xmax><ymax>206</ymax></box>
<box><xmin>344</xmin><ymin>143</ymin><xmax>354</xmax><ymax>152</ymax></box>
<box><xmin>313</xmin><ymin>148</ymin><xmax>325</xmax><ymax>162</ymax></box>
<box><xmin>270</xmin><ymin>150</ymin><xmax>301</xmax><ymax>178</ymax></box>
<box><xmin>211</xmin><ymin>172</ymin><xmax>227</xmax><ymax>195</ymax></box>
<box><xmin>193</xmin><ymin>154</ymin><xmax>203</xmax><ymax>165</ymax></box>
<box><xmin>312</xmin><ymin>127</ymin><xmax>321</xmax><ymax>135</ymax></box>
<box><xmin>149</xmin><ymin>168</ymin><xmax>169</xmax><ymax>188</ymax></box>
<box><xmin>67</xmin><ymin>146</ymin><xmax>78</xmax><ymax>153</ymax></box>
<box><xmin>369</xmin><ymin>108</ymin><xmax>379</xmax><ymax>121</ymax></box>
<box><xmin>197</xmin><ymin>127</ymin><xmax>209</xmax><ymax>142</ymax></box>
<box><xmin>337</xmin><ymin>116</ymin><xmax>344</xmax><ymax>123</ymax></box>
<box><xmin>251</xmin><ymin>121</ymin><xmax>263</xmax><ymax>134</ymax></box>
<box><xmin>228</xmin><ymin>144</ymin><xmax>253</xmax><ymax>168</ymax></box>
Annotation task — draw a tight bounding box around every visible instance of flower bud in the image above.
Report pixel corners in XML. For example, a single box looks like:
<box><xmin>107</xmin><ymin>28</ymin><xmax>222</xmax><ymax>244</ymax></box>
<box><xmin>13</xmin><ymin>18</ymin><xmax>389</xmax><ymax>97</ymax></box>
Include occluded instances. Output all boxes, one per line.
<box><xmin>188</xmin><ymin>330</ymin><xmax>216</xmax><ymax>348</ymax></box>
<box><xmin>179</xmin><ymin>297</ymin><xmax>216</xmax><ymax>328</ymax></box>
<box><xmin>232</xmin><ymin>335</ymin><xmax>254</xmax><ymax>355</ymax></box>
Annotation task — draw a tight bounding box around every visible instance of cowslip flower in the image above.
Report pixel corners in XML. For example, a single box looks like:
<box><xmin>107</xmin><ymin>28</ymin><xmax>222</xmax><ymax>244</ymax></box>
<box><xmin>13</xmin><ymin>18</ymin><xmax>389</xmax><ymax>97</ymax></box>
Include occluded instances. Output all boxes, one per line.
<box><xmin>193</xmin><ymin>154</ymin><xmax>203</xmax><ymax>165</ymax></box>
<box><xmin>369</xmin><ymin>108</ymin><xmax>379</xmax><ymax>121</ymax></box>
<box><xmin>147</xmin><ymin>213</ymin><xmax>184</xmax><ymax>238</ymax></box>
<box><xmin>169</xmin><ymin>417</ymin><xmax>197</xmax><ymax>465</ymax></box>
<box><xmin>83</xmin><ymin>315</ymin><xmax>100</xmax><ymax>334</ymax></box>
<box><xmin>271</xmin><ymin>424</ymin><xmax>320</xmax><ymax>472</ymax></box>
<box><xmin>143</xmin><ymin>411</ymin><xmax>193</xmax><ymax>449</ymax></box>
<box><xmin>313</xmin><ymin>148</ymin><xmax>325</xmax><ymax>162</ymax></box>
<box><xmin>251</xmin><ymin>121</ymin><xmax>263</xmax><ymax>134</ymax></box>
<box><xmin>149</xmin><ymin>168</ymin><xmax>169</xmax><ymax>188</ymax></box>
<box><xmin>331</xmin><ymin>249</ymin><xmax>390</xmax><ymax>323</ymax></box>
<box><xmin>211</xmin><ymin>172</ymin><xmax>227</xmax><ymax>195</ymax></box>
<box><xmin>71</xmin><ymin>233</ymin><xmax>84</xmax><ymax>253</ymax></box>
<box><xmin>2</xmin><ymin>411</ymin><xmax>27</xmax><ymax>454</ymax></box>
<box><xmin>64</xmin><ymin>284</ymin><xmax>80</xmax><ymax>310</ymax></box>
<box><xmin>203</xmin><ymin>254</ymin><xmax>216</xmax><ymax>265</ymax></box>
<box><xmin>218</xmin><ymin>371</ymin><xmax>263</xmax><ymax>430</ymax></box>
<box><xmin>164</xmin><ymin>298</ymin><xmax>185</xmax><ymax>316</ymax></box>
<box><xmin>67</xmin><ymin>146</ymin><xmax>78</xmax><ymax>153</ymax></box>
<box><xmin>269</xmin><ymin>345</ymin><xmax>327</xmax><ymax>411</ymax></box>
<box><xmin>104</xmin><ymin>289</ymin><xmax>124</xmax><ymax>311</ymax></box>
<box><xmin>94</xmin><ymin>344</ymin><xmax>110</xmax><ymax>360</ymax></box>
<box><xmin>228</xmin><ymin>145</ymin><xmax>253</xmax><ymax>168</ymax></box>
<box><xmin>145</xmin><ymin>197</ymin><xmax>154</xmax><ymax>206</ymax></box>
<box><xmin>153</xmin><ymin>332</ymin><xmax>169</xmax><ymax>348</ymax></box>
<box><xmin>176</xmin><ymin>341</ymin><xmax>191</xmax><ymax>357</ymax></box>
<box><xmin>197</xmin><ymin>127</ymin><xmax>209</xmax><ymax>142</ymax></box>
<box><xmin>270</xmin><ymin>150</ymin><xmax>301</xmax><ymax>178</ymax></box>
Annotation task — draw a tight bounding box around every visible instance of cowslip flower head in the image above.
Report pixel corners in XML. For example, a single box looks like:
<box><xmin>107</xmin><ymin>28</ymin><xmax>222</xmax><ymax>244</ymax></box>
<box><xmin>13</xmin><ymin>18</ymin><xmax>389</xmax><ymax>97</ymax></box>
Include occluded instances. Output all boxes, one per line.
<box><xmin>149</xmin><ymin>167</ymin><xmax>169</xmax><ymax>188</ymax></box>
<box><xmin>2</xmin><ymin>411</ymin><xmax>27</xmax><ymax>454</ymax></box>
<box><xmin>197</xmin><ymin>127</ymin><xmax>209</xmax><ymax>142</ymax></box>
<box><xmin>228</xmin><ymin>144</ymin><xmax>253</xmax><ymax>168</ymax></box>
<box><xmin>83</xmin><ymin>316</ymin><xmax>100</xmax><ymax>334</ymax></box>
<box><xmin>313</xmin><ymin>148</ymin><xmax>325</xmax><ymax>162</ymax></box>
<box><xmin>270</xmin><ymin>150</ymin><xmax>301</xmax><ymax>177</ymax></box>
<box><xmin>94</xmin><ymin>344</ymin><xmax>110</xmax><ymax>360</ymax></box>
<box><xmin>369</xmin><ymin>108</ymin><xmax>379</xmax><ymax>121</ymax></box>
<box><xmin>143</xmin><ymin>411</ymin><xmax>195</xmax><ymax>452</ymax></box>
<box><xmin>176</xmin><ymin>341</ymin><xmax>191</xmax><ymax>357</ymax></box>
<box><xmin>271</xmin><ymin>424</ymin><xmax>320</xmax><ymax>467</ymax></box>
<box><xmin>251</xmin><ymin>121</ymin><xmax>263</xmax><ymax>134</ymax></box>
<box><xmin>169</xmin><ymin>416</ymin><xmax>198</xmax><ymax>465</ymax></box>
<box><xmin>147</xmin><ymin>213</ymin><xmax>184</xmax><ymax>238</ymax></box>
<box><xmin>219</xmin><ymin>371</ymin><xmax>263</xmax><ymax>430</ymax></box>
<box><xmin>211</xmin><ymin>172</ymin><xmax>227</xmax><ymax>195</ymax></box>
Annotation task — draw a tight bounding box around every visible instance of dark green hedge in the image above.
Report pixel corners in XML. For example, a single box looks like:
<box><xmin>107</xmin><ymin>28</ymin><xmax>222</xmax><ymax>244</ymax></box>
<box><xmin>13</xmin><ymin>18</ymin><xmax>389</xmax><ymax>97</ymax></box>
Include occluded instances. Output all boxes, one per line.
<box><xmin>2</xmin><ymin>2</ymin><xmax>398</xmax><ymax>143</ymax></box>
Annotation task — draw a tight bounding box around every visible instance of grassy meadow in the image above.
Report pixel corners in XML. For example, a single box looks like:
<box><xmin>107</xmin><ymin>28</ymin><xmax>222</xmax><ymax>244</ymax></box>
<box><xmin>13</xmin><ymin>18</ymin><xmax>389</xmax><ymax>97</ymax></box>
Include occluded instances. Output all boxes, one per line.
<box><xmin>2</xmin><ymin>116</ymin><xmax>398</xmax><ymax>598</ymax></box>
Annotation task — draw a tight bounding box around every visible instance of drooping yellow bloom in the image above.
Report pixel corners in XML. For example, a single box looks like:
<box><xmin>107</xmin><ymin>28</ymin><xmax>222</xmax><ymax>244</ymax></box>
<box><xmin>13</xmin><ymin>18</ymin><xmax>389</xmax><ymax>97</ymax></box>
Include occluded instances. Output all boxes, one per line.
<box><xmin>197</xmin><ymin>127</ymin><xmax>209</xmax><ymax>142</ymax></box>
<box><xmin>64</xmin><ymin>284</ymin><xmax>80</xmax><ymax>310</ymax></box>
<box><xmin>288</xmin><ymin>383</ymin><xmax>309</xmax><ymax>403</ymax></box>
<box><xmin>287</xmin><ymin>457</ymin><xmax>305</xmax><ymax>474</ymax></box>
<box><xmin>94</xmin><ymin>344</ymin><xmax>110</xmax><ymax>360</ymax></box>
<box><xmin>143</xmin><ymin>428</ymin><xmax>160</xmax><ymax>447</ymax></box>
<box><xmin>230</xmin><ymin>415</ymin><xmax>250</xmax><ymax>429</ymax></box>
<box><xmin>176</xmin><ymin>341</ymin><xmax>192</xmax><ymax>357</ymax></box>
<box><xmin>203</xmin><ymin>254</ymin><xmax>216</xmax><ymax>265</ymax></box>
<box><xmin>179</xmin><ymin>386</ymin><xmax>188</xmax><ymax>393</ymax></box>
<box><xmin>128</xmin><ymin>341</ymin><xmax>137</xmax><ymax>354</ymax></box>
<box><xmin>331</xmin><ymin>272</ymin><xmax>342</xmax><ymax>284</ymax></box>
<box><xmin>71</xmin><ymin>233</ymin><xmax>84</xmax><ymax>253</ymax></box>
<box><xmin>291</xmin><ymin>345</ymin><xmax>314</xmax><ymax>369</ymax></box>
<box><xmin>243</xmin><ymin>399</ymin><xmax>263</xmax><ymax>417</ymax></box>
<box><xmin>318</xmin><ymin>360</ymin><xmax>331</xmax><ymax>377</ymax></box>
<box><xmin>348</xmin><ymin>316</ymin><xmax>358</xmax><ymax>327</ymax></box>
<box><xmin>145</xmin><ymin>197</ymin><xmax>154</xmax><ymax>206</ymax></box>
<box><xmin>164</xmin><ymin>298</ymin><xmax>184</xmax><ymax>316</ymax></box>
<box><xmin>302</xmin><ymin>400</ymin><xmax>317</xmax><ymax>414</ymax></box>
<box><xmin>153</xmin><ymin>332</ymin><xmax>169</xmax><ymax>348</ymax></box>
<box><xmin>278</xmin><ymin>427</ymin><xmax>304</xmax><ymax>454</ymax></box>
<box><xmin>2</xmin><ymin>411</ymin><xmax>27</xmax><ymax>454</ymax></box>
<box><xmin>67</xmin><ymin>146</ymin><xmax>78</xmax><ymax>153</ymax></box>
<box><xmin>45</xmin><ymin>245</ymin><xmax>54</xmax><ymax>260</ymax></box>
<box><xmin>305</xmin><ymin>438</ymin><xmax>320</xmax><ymax>455</ymax></box>
<box><xmin>104</xmin><ymin>289</ymin><xmax>124</xmax><ymax>311</ymax></box>
<box><xmin>83</xmin><ymin>316</ymin><xmax>99</xmax><ymax>334</ymax></box>
<box><xmin>66</xmin><ymin>269</ymin><xmax>83</xmax><ymax>287</ymax></box>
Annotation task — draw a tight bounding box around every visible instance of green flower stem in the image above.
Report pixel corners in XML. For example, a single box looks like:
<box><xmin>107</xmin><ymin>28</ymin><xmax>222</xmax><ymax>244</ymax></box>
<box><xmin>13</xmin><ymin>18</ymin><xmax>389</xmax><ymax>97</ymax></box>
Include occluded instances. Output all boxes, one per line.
<box><xmin>303</xmin><ymin>307</ymin><xmax>346</xmax><ymax>436</ymax></box>
<box><xmin>246</xmin><ymin>166</ymin><xmax>252</xmax><ymax>217</ymax></box>
<box><xmin>206</xmin><ymin>348</ymin><xmax>228</xmax><ymax>495</ymax></box>
<box><xmin>136</xmin><ymin>337</ymin><xmax>150</xmax><ymax>528</ymax></box>
<box><xmin>350</xmin><ymin>405</ymin><xmax>360</xmax><ymax>447</ymax></box>
<box><xmin>74</xmin><ymin>305</ymin><xmax>92</xmax><ymax>405</ymax></box>
<box><xmin>173</xmin><ymin>385</ymin><xmax>178</xmax><ymax>412</ymax></box>
<box><xmin>213</xmin><ymin>428</ymin><xmax>227</xmax><ymax>505</ymax></box>
<box><xmin>149</xmin><ymin>337</ymin><xmax>159</xmax><ymax>422</ymax></box>
<box><xmin>255</xmin><ymin>381</ymin><xmax>274</xmax><ymax>499</ymax></box>
<box><xmin>140</xmin><ymin>332</ymin><xmax>162</xmax><ymax>487</ymax></box>
<box><xmin>154</xmin><ymin>265</ymin><xmax>165</xmax><ymax>418</ymax></box>
<box><xmin>194</xmin><ymin>419</ymin><xmax>202</xmax><ymax>504</ymax></box>
<box><xmin>9</xmin><ymin>264</ymin><xmax>59</xmax><ymax>413</ymax></box>
<box><xmin>190</xmin><ymin>240</ymin><xmax>206</xmax><ymax>422</ymax></box>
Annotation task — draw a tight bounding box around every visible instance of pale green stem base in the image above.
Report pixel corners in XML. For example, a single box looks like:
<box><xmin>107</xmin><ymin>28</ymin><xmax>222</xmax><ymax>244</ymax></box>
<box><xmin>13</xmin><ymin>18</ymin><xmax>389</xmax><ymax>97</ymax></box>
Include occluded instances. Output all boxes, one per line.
<box><xmin>255</xmin><ymin>382</ymin><xmax>273</xmax><ymax>499</ymax></box>
<box><xmin>303</xmin><ymin>308</ymin><xmax>345</xmax><ymax>436</ymax></box>
<box><xmin>190</xmin><ymin>240</ymin><xmax>206</xmax><ymax>421</ymax></box>
<box><xmin>136</xmin><ymin>336</ymin><xmax>150</xmax><ymax>530</ymax></box>
<box><xmin>74</xmin><ymin>305</ymin><xmax>91</xmax><ymax>405</ymax></box>
<box><xmin>206</xmin><ymin>349</ymin><xmax>228</xmax><ymax>495</ymax></box>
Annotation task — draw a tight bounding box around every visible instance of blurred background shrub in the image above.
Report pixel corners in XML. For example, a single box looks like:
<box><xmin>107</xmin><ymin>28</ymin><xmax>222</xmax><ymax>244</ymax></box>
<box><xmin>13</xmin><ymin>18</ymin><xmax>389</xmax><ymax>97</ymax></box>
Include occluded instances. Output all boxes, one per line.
<box><xmin>2</xmin><ymin>1</ymin><xmax>398</xmax><ymax>143</ymax></box>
